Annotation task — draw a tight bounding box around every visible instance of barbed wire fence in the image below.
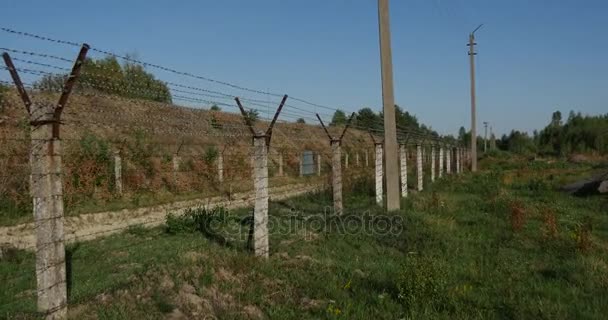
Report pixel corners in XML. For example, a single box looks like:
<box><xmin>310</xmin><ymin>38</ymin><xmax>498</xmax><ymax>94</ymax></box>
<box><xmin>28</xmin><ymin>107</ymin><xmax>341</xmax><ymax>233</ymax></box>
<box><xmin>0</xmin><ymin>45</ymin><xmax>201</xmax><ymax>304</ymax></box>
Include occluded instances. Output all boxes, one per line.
<box><xmin>0</xmin><ymin>27</ymin><xmax>471</xmax><ymax>318</ymax></box>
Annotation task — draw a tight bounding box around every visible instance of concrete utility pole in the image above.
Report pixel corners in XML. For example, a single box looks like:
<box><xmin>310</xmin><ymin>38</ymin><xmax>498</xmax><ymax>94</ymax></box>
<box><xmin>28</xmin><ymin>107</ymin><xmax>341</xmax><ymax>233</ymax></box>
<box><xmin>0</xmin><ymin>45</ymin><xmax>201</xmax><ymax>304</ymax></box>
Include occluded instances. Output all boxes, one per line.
<box><xmin>483</xmin><ymin>121</ymin><xmax>488</xmax><ymax>153</ymax></box>
<box><xmin>468</xmin><ymin>24</ymin><xmax>482</xmax><ymax>172</ymax></box>
<box><xmin>378</xmin><ymin>0</ymin><xmax>400</xmax><ymax>210</ymax></box>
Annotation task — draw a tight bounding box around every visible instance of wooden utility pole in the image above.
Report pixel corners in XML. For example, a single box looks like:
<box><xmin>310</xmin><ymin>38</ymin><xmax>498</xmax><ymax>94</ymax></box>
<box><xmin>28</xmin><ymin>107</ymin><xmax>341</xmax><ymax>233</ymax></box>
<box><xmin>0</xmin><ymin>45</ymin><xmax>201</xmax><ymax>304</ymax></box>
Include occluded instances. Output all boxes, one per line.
<box><xmin>468</xmin><ymin>24</ymin><xmax>482</xmax><ymax>172</ymax></box>
<box><xmin>378</xmin><ymin>0</ymin><xmax>400</xmax><ymax>210</ymax></box>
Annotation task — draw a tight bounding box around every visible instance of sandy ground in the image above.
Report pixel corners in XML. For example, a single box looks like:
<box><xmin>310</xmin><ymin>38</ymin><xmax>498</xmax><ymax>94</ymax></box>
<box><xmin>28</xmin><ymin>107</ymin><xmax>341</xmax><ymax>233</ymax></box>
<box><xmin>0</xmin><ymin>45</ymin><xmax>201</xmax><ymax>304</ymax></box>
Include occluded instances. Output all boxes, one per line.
<box><xmin>0</xmin><ymin>182</ymin><xmax>324</xmax><ymax>250</ymax></box>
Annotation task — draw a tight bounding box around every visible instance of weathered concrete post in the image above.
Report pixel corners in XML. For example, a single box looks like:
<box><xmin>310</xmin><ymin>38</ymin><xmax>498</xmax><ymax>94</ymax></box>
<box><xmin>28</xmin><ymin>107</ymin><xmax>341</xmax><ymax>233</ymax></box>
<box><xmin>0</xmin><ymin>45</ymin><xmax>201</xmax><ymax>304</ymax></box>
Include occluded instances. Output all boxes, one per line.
<box><xmin>171</xmin><ymin>154</ymin><xmax>180</xmax><ymax>188</ymax></box>
<box><xmin>30</xmin><ymin>103</ymin><xmax>68</xmax><ymax>318</ymax></box>
<box><xmin>331</xmin><ymin>140</ymin><xmax>343</xmax><ymax>215</ymax></box>
<box><xmin>356</xmin><ymin>152</ymin><xmax>360</xmax><ymax>167</ymax></box>
<box><xmin>399</xmin><ymin>145</ymin><xmax>408</xmax><ymax>197</ymax></box>
<box><xmin>446</xmin><ymin>147</ymin><xmax>452</xmax><ymax>174</ymax></box>
<box><xmin>217</xmin><ymin>151</ymin><xmax>224</xmax><ymax>183</ymax></box>
<box><xmin>345</xmin><ymin>153</ymin><xmax>349</xmax><ymax>169</ymax></box>
<box><xmin>278</xmin><ymin>153</ymin><xmax>283</xmax><ymax>177</ymax></box>
<box><xmin>439</xmin><ymin>147</ymin><xmax>444</xmax><ymax>178</ymax></box>
<box><xmin>456</xmin><ymin>148</ymin><xmax>461</xmax><ymax>174</ymax></box>
<box><xmin>317</xmin><ymin>153</ymin><xmax>322</xmax><ymax>176</ymax></box>
<box><xmin>416</xmin><ymin>144</ymin><xmax>423</xmax><ymax>191</ymax></box>
<box><xmin>299</xmin><ymin>154</ymin><xmax>303</xmax><ymax>178</ymax></box>
<box><xmin>375</xmin><ymin>143</ymin><xmax>383</xmax><ymax>205</ymax></box>
<box><xmin>252</xmin><ymin>136</ymin><xmax>269</xmax><ymax>257</ymax></box>
<box><xmin>365</xmin><ymin>150</ymin><xmax>369</xmax><ymax>167</ymax></box>
<box><xmin>430</xmin><ymin>146</ymin><xmax>436</xmax><ymax>182</ymax></box>
<box><xmin>114</xmin><ymin>151</ymin><xmax>123</xmax><ymax>195</ymax></box>
<box><xmin>3</xmin><ymin>45</ymin><xmax>89</xmax><ymax>318</ymax></box>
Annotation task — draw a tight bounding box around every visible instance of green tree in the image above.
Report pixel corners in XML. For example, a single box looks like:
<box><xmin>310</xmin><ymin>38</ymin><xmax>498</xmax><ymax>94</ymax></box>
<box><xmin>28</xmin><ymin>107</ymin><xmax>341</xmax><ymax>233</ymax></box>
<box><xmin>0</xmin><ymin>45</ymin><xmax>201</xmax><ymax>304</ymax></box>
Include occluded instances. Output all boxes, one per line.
<box><xmin>210</xmin><ymin>105</ymin><xmax>221</xmax><ymax>111</ymax></box>
<box><xmin>330</xmin><ymin>109</ymin><xmax>347</xmax><ymax>126</ymax></box>
<box><xmin>296</xmin><ymin>118</ymin><xmax>306</xmax><ymax>124</ymax></box>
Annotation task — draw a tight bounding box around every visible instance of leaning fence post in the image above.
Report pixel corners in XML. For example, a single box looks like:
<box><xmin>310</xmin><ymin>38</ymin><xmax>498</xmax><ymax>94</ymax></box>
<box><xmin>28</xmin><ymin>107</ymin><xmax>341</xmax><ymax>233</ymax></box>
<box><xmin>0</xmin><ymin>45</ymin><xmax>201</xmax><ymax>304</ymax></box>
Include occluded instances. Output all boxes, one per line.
<box><xmin>3</xmin><ymin>44</ymin><xmax>89</xmax><ymax>318</ymax></box>
<box><xmin>439</xmin><ymin>147</ymin><xmax>444</xmax><ymax>178</ymax></box>
<box><xmin>400</xmin><ymin>145</ymin><xmax>408</xmax><ymax>197</ymax></box>
<box><xmin>430</xmin><ymin>146</ymin><xmax>436</xmax><ymax>182</ymax></box>
<box><xmin>417</xmin><ymin>144</ymin><xmax>423</xmax><ymax>191</ymax></box>
<box><xmin>375</xmin><ymin>143</ymin><xmax>383</xmax><ymax>204</ymax></box>
<box><xmin>114</xmin><ymin>151</ymin><xmax>123</xmax><ymax>195</ymax></box>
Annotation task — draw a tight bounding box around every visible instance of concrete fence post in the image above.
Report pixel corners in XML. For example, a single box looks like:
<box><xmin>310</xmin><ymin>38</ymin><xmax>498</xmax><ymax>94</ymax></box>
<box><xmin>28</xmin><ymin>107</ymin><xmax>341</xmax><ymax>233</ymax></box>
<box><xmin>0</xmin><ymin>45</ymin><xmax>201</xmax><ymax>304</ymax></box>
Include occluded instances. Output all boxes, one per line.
<box><xmin>439</xmin><ymin>147</ymin><xmax>444</xmax><ymax>178</ymax></box>
<box><xmin>365</xmin><ymin>150</ymin><xmax>369</xmax><ymax>167</ymax></box>
<box><xmin>278</xmin><ymin>153</ymin><xmax>283</xmax><ymax>177</ymax></box>
<box><xmin>345</xmin><ymin>153</ymin><xmax>349</xmax><ymax>169</ymax></box>
<box><xmin>299</xmin><ymin>154</ymin><xmax>303</xmax><ymax>178</ymax></box>
<box><xmin>356</xmin><ymin>152</ymin><xmax>360</xmax><ymax>167</ymax></box>
<box><xmin>317</xmin><ymin>153</ymin><xmax>321</xmax><ymax>176</ymax></box>
<box><xmin>446</xmin><ymin>148</ymin><xmax>452</xmax><ymax>174</ymax></box>
<box><xmin>416</xmin><ymin>144</ymin><xmax>423</xmax><ymax>191</ymax></box>
<box><xmin>114</xmin><ymin>151</ymin><xmax>123</xmax><ymax>195</ymax></box>
<box><xmin>331</xmin><ymin>141</ymin><xmax>343</xmax><ymax>215</ymax></box>
<box><xmin>252</xmin><ymin>136</ymin><xmax>269</xmax><ymax>258</ymax></box>
<box><xmin>171</xmin><ymin>154</ymin><xmax>180</xmax><ymax>188</ymax></box>
<box><xmin>29</xmin><ymin>103</ymin><xmax>68</xmax><ymax>318</ymax></box>
<box><xmin>217</xmin><ymin>152</ymin><xmax>224</xmax><ymax>183</ymax></box>
<box><xmin>400</xmin><ymin>145</ymin><xmax>408</xmax><ymax>197</ymax></box>
<box><xmin>431</xmin><ymin>146</ymin><xmax>436</xmax><ymax>182</ymax></box>
<box><xmin>456</xmin><ymin>148</ymin><xmax>461</xmax><ymax>174</ymax></box>
<box><xmin>375</xmin><ymin>143</ymin><xmax>383</xmax><ymax>205</ymax></box>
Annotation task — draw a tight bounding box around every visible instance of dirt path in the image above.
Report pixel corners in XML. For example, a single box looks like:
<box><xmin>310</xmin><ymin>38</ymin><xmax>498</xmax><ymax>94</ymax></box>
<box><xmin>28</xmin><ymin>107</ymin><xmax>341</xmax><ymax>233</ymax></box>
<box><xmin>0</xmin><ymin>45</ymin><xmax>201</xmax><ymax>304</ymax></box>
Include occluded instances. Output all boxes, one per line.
<box><xmin>0</xmin><ymin>182</ymin><xmax>324</xmax><ymax>250</ymax></box>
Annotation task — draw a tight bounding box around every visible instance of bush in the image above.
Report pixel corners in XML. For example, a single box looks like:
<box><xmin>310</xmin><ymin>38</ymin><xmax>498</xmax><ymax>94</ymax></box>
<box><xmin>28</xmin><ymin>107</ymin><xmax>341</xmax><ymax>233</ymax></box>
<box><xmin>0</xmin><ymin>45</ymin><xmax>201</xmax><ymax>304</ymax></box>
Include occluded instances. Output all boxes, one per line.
<box><xmin>203</xmin><ymin>146</ymin><xmax>219</xmax><ymax>165</ymax></box>
<box><xmin>165</xmin><ymin>207</ymin><xmax>229</xmax><ymax>236</ymax></box>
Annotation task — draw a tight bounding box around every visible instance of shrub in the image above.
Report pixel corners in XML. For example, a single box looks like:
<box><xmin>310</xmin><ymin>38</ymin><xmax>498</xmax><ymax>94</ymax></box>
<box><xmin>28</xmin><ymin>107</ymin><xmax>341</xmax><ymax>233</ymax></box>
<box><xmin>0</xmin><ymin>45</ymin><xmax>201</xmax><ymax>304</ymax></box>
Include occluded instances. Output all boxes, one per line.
<box><xmin>203</xmin><ymin>146</ymin><xmax>219</xmax><ymax>165</ymax></box>
<box><xmin>165</xmin><ymin>207</ymin><xmax>229</xmax><ymax>237</ymax></box>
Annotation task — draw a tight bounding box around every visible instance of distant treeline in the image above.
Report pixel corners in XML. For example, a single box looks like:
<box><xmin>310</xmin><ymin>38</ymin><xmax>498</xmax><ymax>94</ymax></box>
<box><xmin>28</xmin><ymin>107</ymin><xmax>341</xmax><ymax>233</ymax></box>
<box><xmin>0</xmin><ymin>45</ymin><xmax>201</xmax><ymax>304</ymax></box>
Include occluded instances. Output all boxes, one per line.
<box><xmin>456</xmin><ymin>111</ymin><xmax>608</xmax><ymax>156</ymax></box>
<box><xmin>328</xmin><ymin>105</ymin><xmax>439</xmax><ymax>140</ymax></box>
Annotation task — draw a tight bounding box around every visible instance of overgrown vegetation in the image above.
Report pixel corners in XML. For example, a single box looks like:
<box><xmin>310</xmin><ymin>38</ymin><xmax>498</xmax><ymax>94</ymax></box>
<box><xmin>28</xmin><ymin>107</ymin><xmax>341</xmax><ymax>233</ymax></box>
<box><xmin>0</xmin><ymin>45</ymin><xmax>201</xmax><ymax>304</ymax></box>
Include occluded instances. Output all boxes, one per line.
<box><xmin>1</xmin><ymin>158</ymin><xmax>606</xmax><ymax>319</ymax></box>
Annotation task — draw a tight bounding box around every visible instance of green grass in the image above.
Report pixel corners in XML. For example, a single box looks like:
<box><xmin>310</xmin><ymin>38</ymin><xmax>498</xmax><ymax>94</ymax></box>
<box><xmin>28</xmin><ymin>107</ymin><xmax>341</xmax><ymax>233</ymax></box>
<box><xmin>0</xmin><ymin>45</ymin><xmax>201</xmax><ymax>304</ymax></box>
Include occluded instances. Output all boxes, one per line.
<box><xmin>1</xmin><ymin>160</ymin><xmax>607</xmax><ymax>319</ymax></box>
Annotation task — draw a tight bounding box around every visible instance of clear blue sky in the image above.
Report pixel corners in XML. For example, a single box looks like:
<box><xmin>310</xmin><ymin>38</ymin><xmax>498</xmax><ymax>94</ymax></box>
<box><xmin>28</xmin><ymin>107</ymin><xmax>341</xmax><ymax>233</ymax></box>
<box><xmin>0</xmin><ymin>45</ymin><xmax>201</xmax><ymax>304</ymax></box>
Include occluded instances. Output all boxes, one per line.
<box><xmin>1</xmin><ymin>0</ymin><xmax>607</xmax><ymax>136</ymax></box>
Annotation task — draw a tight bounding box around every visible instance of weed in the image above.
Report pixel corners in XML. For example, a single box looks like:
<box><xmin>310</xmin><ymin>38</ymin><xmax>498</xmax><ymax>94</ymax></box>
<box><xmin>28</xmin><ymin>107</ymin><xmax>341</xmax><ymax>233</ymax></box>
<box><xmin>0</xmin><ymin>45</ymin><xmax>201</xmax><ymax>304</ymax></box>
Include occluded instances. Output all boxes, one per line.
<box><xmin>397</xmin><ymin>256</ymin><xmax>449</xmax><ymax>315</ymax></box>
<box><xmin>541</xmin><ymin>208</ymin><xmax>558</xmax><ymax>239</ymax></box>
<box><xmin>573</xmin><ymin>221</ymin><xmax>593</xmax><ymax>253</ymax></box>
<box><xmin>509</xmin><ymin>201</ymin><xmax>526</xmax><ymax>232</ymax></box>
